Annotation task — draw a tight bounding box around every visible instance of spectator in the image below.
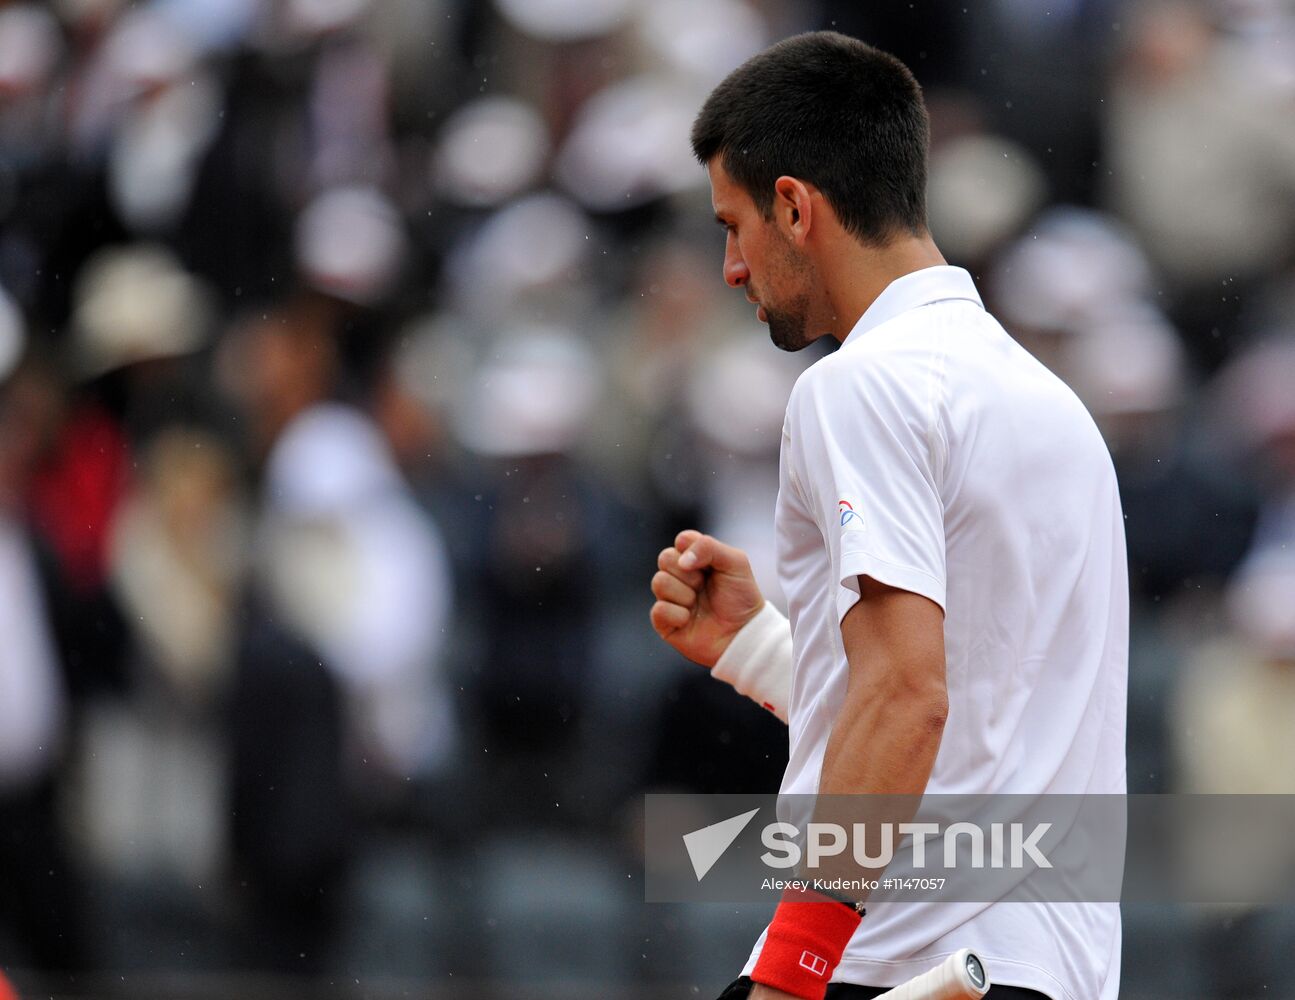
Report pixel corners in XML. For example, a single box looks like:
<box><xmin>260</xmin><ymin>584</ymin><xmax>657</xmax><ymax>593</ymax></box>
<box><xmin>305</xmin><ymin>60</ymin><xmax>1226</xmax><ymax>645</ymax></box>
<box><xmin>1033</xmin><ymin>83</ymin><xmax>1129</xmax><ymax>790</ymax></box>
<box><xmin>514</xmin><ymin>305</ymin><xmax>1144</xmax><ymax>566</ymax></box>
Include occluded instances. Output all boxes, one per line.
<box><xmin>220</xmin><ymin>295</ymin><xmax>457</xmax><ymax>794</ymax></box>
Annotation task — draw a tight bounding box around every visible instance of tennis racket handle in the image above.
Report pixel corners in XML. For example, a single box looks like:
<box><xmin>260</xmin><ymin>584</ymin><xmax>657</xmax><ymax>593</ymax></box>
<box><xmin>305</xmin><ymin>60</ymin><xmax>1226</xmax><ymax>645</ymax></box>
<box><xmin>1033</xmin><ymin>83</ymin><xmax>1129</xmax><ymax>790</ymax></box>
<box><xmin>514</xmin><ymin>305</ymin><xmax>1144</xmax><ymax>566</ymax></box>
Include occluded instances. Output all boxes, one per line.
<box><xmin>874</xmin><ymin>949</ymin><xmax>990</xmax><ymax>1000</ymax></box>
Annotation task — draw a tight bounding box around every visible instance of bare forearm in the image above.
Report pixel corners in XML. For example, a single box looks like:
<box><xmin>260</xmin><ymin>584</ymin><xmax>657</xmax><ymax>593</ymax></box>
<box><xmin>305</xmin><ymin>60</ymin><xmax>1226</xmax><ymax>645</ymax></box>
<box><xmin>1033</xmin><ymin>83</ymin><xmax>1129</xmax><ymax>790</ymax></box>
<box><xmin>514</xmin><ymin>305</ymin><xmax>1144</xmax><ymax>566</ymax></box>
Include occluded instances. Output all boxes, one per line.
<box><xmin>825</xmin><ymin>578</ymin><xmax>947</xmax><ymax>797</ymax></box>
<box><xmin>808</xmin><ymin>580</ymin><xmax>948</xmax><ymax>890</ymax></box>
<box><xmin>746</xmin><ymin>584</ymin><xmax>946</xmax><ymax>1000</ymax></box>
<box><xmin>820</xmin><ymin>683</ymin><xmax>947</xmax><ymax>797</ymax></box>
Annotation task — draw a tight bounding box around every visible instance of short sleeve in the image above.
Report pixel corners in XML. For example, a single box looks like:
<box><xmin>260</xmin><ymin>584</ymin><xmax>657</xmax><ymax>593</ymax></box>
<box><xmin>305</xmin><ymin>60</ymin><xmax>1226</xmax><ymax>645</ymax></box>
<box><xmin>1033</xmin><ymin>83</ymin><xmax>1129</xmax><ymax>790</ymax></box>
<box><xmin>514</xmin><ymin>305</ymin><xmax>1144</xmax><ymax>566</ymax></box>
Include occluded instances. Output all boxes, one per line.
<box><xmin>787</xmin><ymin>355</ymin><xmax>947</xmax><ymax>622</ymax></box>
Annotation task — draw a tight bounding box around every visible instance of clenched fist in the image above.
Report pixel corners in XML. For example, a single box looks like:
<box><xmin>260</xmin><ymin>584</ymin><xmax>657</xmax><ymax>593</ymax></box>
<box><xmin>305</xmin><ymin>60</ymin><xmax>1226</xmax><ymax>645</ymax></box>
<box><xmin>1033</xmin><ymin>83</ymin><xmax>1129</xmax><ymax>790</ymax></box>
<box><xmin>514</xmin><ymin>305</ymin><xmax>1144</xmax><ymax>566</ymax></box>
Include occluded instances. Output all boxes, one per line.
<box><xmin>650</xmin><ymin>529</ymin><xmax>765</xmax><ymax>668</ymax></box>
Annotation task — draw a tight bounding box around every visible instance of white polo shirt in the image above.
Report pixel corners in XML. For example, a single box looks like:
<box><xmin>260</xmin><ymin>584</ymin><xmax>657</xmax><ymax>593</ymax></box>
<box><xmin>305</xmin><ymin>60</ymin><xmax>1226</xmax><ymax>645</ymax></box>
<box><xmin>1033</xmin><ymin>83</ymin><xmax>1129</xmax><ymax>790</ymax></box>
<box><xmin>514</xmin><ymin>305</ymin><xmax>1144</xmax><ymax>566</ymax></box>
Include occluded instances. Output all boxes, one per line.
<box><xmin>741</xmin><ymin>266</ymin><xmax>1127</xmax><ymax>1000</ymax></box>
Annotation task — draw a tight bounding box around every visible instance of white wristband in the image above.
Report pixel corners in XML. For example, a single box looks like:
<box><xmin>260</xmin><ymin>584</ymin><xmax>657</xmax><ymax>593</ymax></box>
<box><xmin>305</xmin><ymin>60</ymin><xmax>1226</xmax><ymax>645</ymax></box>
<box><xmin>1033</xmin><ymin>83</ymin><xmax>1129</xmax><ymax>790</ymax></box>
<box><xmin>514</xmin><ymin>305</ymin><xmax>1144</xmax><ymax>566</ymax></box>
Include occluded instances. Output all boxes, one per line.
<box><xmin>710</xmin><ymin>601</ymin><xmax>791</xmax><ymax>724</ymax></box>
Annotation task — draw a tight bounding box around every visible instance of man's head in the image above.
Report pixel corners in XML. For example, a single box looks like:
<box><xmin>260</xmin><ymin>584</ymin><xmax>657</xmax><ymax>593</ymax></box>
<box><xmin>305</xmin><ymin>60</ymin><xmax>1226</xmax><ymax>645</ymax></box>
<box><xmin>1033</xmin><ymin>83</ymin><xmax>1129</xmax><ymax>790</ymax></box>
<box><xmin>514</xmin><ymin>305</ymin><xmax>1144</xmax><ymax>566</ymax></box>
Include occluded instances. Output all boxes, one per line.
<box><xmin>692</xmin><ymin>32</ymin><xmax>931</xmax><ymax>350</ymax></box>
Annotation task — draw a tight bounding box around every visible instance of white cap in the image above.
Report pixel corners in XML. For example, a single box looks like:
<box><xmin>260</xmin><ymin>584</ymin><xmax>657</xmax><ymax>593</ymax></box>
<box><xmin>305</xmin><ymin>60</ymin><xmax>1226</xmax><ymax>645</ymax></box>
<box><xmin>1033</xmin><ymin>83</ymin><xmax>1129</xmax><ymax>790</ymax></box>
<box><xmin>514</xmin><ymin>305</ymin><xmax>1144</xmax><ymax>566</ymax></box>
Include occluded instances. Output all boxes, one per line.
<box><xmin>104</xmin><ymin>6</ymin><xmax>198</xmax><ymax>89</ymax></box>
<box><xmin>494</xmin><ymin>0</ymin><xmax>636</xmax><ymax>42</ymax></box>
<box><xmin>928</xmin><ymin>135</ymin><xmax>1048</xmax><ymax>264</ymax></box>
<box><xmin>151</xmin><ymin>0</ymin><xmax>261</xmax><ymax>53</ymax></box>
<box><xmin>285</xmin><ymin>0</ymin><xmax>372</xmax><ymax>36</ymax></box>
<box><xmin>1064</xmin><ymin>305</ymin><xmax>1187</xmax><ymax>417</ymax></box>
<box><xmin>448</xmin><ymin>192</ymin><xmax>590</xmax><ymax>320</ymax></box>
<box><xmin>1213</xmin><ymin>335</ymin><xmax>1295</xmax><ymax>449</ymax></box>
<box><xmin>73</xmin><ymin>244</ymin><xmax>213</xmax><ymax>378</ymax></box>
<box><xmin>636</xmin><ymin>0</ymin><xmax>767</xmax><ymax>88</ymax></box>
<box><xmin>1228</xmin><ymin>547</ymin><xmax>1295</xmax><ymax>661</ymax></box>
<box><xmin>685</xmin><ymin>337</ymin><xmax>805</xmax><ymax>456</ymax></box>
<box><xmin>0</xmin><ymin>4</ymin><xmax>63</xmax><ymax>93</ymax></box>
<box><xmin>265</xmin><ymin>402</ymin><xmax>401</xmax><ymax>515</ymax></box>
<box><xmin>295</xmin><ymin>185</ymin><xmax>406</xmax><ymax>305</ymax></box>
<box><xmin>991</xmin><ymin>208</ymin><xmax>1153</xmax><ymax>334</ymax></box>
<box><xmin>432</xmin><ymin>96</ymin><xmax>550</xmax><ymax>209</ymax></box>
<box><xmin>554</xmin><ymin>74</ymin><xmax>704</xmax><ymax>212</ymax></box>
<box><xmin>455</xmin><ymin>326</ymin><xmax>600</xmax><ymax>457</ymax></box>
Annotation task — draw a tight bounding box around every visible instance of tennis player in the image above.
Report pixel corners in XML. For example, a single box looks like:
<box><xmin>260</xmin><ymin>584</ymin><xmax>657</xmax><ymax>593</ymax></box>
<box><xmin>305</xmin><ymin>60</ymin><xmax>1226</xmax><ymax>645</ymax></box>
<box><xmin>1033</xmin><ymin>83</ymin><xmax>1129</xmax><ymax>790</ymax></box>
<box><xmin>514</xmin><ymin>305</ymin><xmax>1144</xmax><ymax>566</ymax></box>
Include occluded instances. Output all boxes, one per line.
<box><xmin>650</xmin><ymin>32</ymin><xmax>1126</xmax><ymax>1000</ymax></box>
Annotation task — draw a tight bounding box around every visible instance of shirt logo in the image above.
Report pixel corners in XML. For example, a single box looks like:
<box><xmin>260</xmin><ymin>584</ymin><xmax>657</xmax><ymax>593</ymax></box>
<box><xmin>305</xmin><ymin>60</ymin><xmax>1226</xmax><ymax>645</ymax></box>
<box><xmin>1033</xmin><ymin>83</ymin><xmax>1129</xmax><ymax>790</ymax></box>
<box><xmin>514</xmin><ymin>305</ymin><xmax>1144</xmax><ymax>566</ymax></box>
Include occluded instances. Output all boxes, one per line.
<box><xmin>838</xmin><ymin>499</ymin><xmax>863</xmax><ymax>528</ymax></box>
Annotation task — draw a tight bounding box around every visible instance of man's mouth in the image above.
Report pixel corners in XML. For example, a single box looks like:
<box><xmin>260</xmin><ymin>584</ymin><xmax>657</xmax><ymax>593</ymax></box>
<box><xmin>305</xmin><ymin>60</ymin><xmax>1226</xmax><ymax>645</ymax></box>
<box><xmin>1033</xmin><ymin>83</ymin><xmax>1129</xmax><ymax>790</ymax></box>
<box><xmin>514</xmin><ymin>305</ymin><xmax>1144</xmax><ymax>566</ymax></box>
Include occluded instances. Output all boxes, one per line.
<box><xmin>757</xmin><ymin>304</ymin><xmax>768</xmax><ymax>323</ymax></box>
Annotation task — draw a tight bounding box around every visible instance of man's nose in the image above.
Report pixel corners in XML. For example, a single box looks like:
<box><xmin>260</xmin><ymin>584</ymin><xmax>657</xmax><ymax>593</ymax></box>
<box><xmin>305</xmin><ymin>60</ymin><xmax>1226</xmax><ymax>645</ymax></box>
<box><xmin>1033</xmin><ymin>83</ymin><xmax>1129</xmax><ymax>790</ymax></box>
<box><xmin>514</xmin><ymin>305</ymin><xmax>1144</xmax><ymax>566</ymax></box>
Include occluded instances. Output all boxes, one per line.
<box><xmin>723</xmin><ymin>239</ymin><xmax>748</xmax><ymax>288</ymax></box>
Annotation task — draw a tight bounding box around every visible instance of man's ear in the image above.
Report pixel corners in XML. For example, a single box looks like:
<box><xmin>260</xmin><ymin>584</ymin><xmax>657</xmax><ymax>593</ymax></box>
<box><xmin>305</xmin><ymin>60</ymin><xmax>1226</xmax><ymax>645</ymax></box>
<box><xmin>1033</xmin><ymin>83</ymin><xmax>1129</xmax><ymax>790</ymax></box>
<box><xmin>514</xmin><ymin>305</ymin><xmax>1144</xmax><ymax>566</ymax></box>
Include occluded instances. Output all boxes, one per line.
<box><xmin>773</xmin><ymin>176</ymin><xmax>813</xmax><ymax>245</ymax></box>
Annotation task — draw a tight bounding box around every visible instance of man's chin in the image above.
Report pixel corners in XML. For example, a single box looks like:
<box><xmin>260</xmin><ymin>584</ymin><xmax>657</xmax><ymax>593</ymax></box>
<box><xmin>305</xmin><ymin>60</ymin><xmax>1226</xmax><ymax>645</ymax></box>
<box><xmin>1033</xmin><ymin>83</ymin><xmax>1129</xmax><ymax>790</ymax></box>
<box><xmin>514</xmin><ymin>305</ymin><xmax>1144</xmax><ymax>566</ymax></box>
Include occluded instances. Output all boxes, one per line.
<box><xmin>767</xmin><ymin>316</ymin><xmax>815</xmax><ymax>353</ymax></box>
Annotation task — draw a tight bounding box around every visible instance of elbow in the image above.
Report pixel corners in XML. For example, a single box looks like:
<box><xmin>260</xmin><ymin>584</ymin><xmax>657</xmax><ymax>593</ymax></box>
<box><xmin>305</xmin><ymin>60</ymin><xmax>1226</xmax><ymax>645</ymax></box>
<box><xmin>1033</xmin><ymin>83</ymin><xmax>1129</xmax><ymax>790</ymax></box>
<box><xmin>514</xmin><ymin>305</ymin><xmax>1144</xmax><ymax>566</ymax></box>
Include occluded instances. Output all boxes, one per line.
<box><xmin>892</xmin><ymin>672</ymin><xmax>948</xmax><ymax>736</ymax></box>
<box><xmin>885</xmin><ymin>666</ymin><xmax>949</xmax><ymax>732</ymax></box>
<box><xmin>911</xmin><ymin>650</ymin><xmax>949</xmax><ymax>734</ymax></box>
<box><xmin>856</xmin><ymin>673</ymin><xmax>948</xmax><ymax>736</ymax></box>
<box><xmin>920</xmin><ymin>691</ymin><xmax>949</xmax><ymax>735</ymax></box>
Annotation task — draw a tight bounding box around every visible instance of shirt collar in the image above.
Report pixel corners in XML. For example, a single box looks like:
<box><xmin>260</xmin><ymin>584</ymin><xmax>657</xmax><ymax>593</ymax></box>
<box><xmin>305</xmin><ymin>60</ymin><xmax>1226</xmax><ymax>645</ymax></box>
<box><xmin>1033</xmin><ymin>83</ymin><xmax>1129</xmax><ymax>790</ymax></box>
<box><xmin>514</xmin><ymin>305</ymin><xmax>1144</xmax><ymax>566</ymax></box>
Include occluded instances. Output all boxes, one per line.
<box><xmin>841</xmin><ymin>265</ymin><xmax>984</xmax><ymax>348</ymax></box>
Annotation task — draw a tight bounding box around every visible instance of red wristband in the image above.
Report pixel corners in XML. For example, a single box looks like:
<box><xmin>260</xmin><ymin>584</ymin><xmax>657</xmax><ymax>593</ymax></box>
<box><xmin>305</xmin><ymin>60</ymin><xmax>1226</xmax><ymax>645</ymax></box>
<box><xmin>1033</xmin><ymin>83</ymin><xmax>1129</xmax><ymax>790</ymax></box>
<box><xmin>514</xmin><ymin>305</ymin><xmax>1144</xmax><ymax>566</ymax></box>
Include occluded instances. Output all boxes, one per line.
<box><xmin>751</xmin><ymin>888</ymin><xmax>862</xmax><ymax>1000</ymax></box>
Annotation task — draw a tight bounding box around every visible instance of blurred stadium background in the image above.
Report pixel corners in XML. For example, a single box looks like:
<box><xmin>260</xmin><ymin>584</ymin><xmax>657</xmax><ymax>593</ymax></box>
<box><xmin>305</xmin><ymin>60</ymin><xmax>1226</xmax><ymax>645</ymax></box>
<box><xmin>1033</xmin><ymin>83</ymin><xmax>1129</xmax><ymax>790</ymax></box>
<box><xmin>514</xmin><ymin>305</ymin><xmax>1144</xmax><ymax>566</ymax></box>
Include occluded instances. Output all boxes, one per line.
<box><xmin>0</xmin><ymin>0</ymin><xmax>1293</xmax><ymax>997</ymax></box>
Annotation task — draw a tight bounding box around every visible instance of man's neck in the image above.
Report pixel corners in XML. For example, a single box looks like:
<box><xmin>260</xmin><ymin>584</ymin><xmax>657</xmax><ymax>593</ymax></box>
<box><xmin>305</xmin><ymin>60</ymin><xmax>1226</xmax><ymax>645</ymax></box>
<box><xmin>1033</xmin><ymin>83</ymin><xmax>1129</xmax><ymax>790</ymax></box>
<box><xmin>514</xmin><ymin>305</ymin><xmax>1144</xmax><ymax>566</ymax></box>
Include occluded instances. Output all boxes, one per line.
<box><xmin>820</xmin><ymin>233</ymin><xmax>947</xmax><ymax>343</ymax></box>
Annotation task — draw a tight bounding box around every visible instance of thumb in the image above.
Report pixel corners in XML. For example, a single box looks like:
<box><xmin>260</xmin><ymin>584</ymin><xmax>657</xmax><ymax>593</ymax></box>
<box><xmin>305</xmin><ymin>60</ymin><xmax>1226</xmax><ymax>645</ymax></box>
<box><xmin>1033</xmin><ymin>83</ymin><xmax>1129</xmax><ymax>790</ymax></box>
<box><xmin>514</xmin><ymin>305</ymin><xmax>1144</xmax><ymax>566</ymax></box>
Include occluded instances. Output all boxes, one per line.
<box><xmin>676</xmin><ymin>532</ymin><xmax>748</xmax><ymax>575</ymax></box>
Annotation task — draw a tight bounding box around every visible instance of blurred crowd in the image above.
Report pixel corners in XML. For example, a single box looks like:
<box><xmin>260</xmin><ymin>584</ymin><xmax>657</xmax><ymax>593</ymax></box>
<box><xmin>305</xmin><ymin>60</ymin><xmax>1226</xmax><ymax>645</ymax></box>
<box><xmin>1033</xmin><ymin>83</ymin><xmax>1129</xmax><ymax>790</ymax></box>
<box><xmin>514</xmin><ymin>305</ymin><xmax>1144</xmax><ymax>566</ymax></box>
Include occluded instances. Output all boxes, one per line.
<box><xmin>0</xmin><ymin>0</ymin><xmax>1293</xmax><ymax>996</ymax></box>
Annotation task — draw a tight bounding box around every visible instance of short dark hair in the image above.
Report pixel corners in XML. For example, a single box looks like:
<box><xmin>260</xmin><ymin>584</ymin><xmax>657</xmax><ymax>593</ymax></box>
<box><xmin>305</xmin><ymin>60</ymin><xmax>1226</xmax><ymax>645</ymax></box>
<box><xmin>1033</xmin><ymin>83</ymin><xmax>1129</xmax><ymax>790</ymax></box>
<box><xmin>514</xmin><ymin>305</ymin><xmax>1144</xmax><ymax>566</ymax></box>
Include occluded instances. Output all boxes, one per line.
<box><xmin>691</xmin><ymin>31</ymin><xmax>930</xmax><ymax>246</ymax></box>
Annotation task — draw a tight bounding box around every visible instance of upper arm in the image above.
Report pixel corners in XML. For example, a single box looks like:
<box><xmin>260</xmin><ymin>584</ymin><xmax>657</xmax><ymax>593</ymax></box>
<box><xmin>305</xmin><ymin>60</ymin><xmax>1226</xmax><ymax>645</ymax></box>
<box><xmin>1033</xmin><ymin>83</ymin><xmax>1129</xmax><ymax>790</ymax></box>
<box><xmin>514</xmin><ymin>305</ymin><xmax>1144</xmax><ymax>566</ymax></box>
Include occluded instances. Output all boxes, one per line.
<box><xmin>818</xmin><ymin>575</ymin><xmax>948</xmax><ymax>797</ymax></box>
<box><xmin>840</xmin><ymin>575</ymin><xmax>947</xmax><ymax>707</ymax></box>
